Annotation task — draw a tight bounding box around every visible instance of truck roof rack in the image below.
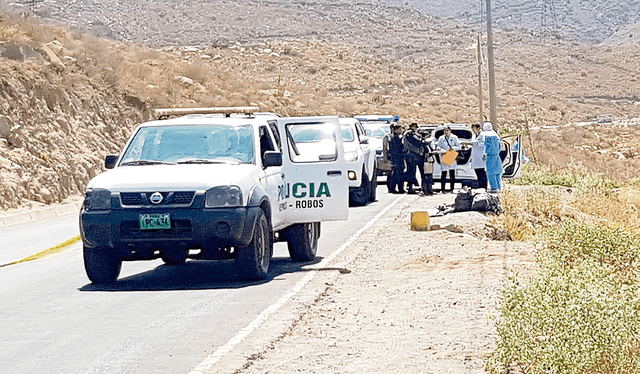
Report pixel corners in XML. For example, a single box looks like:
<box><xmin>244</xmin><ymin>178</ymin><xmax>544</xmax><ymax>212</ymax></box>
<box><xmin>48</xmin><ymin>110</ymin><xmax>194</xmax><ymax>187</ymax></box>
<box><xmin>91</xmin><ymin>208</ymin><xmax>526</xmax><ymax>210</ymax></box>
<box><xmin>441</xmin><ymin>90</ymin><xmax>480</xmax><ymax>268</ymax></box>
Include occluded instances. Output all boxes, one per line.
<box><xmin>154</xmin><ymin>106</ymin><xmax>260</xmax><ymax>120</ymax></box>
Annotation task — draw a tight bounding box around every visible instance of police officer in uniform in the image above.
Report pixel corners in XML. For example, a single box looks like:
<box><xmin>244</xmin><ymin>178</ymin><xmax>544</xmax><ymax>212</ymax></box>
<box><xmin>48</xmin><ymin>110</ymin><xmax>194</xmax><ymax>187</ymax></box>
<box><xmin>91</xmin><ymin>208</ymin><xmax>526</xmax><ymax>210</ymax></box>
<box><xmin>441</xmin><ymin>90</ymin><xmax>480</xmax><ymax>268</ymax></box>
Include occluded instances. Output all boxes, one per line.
<box><xmin>383</xmin><ymin>122</ymin><xmax>405</xmax><ymax>193</ymax></box>
<box><xmin>403</xmin><ymin>123</ymin><xmax>424</xmax><ymax>194</ymax></box>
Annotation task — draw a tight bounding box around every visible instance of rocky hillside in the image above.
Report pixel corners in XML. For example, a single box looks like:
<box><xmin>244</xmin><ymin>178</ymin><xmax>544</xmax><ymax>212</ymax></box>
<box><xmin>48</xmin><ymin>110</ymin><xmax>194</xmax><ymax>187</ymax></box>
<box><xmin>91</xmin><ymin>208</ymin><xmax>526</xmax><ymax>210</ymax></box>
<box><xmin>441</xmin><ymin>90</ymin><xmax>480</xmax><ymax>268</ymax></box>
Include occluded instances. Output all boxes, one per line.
<box><xmin>0</xmin><ymin>1</ymin><xmax>639</xmax><ymax>211</ymax></box>
<box><xmin>382</xmin><ymin>0</ymin><xmax>640</xmax><ymax>44</ymax></box>
<box><xmin>11</xmin><ymin>0</ymin><xmax>640</xmax><ymax>46</ymax></box>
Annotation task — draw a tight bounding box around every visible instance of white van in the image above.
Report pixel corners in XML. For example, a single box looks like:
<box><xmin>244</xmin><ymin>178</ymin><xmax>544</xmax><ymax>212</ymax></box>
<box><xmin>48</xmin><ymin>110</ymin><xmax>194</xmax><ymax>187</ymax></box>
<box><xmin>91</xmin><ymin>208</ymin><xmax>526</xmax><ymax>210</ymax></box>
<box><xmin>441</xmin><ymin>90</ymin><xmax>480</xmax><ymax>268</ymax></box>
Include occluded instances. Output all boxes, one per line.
<box><xmin>80</xmin><ymin>107</ymin><xmax>349</xmax><ymax>283</ymax></box>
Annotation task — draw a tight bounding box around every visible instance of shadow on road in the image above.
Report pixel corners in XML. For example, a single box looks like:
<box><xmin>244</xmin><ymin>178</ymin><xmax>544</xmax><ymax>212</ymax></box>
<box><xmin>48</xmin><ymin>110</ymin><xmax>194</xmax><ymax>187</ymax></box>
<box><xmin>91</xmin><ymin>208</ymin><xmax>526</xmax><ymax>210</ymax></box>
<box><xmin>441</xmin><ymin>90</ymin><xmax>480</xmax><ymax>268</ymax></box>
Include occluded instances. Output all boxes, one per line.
<box><xmin>78</xmin><ymin>256</ymin><xmax>349</xmax><ymax>292</ymax></box>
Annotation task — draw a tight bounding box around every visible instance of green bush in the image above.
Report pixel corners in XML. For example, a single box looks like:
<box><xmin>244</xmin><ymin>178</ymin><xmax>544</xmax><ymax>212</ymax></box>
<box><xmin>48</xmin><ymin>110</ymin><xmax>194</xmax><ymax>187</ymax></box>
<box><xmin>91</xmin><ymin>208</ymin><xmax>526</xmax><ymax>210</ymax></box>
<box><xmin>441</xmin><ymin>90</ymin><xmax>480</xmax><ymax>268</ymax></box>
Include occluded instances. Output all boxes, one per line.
<box><xmin>486</xmin><ymin>221</ymin><xmax>640</xmax><ymax>374</ymax></box>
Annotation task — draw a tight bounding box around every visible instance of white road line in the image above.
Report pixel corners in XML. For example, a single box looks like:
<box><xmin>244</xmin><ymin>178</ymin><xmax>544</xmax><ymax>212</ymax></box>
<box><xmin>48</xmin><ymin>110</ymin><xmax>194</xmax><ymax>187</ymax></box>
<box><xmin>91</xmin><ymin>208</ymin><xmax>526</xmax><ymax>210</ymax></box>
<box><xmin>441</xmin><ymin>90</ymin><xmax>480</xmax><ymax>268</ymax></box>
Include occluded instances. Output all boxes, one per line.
<box><xmin>188</xmin><ymin>195</ymin><xmax>405</xmax><ymax>374</ymax></box>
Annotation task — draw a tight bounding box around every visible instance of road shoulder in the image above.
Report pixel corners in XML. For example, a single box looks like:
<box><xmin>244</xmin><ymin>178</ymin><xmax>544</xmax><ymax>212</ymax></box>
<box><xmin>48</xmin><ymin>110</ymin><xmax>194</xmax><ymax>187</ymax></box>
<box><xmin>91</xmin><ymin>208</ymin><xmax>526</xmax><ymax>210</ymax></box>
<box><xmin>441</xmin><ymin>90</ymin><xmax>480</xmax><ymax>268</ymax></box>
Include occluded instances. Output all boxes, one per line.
<box><xmin>201</xmin><ymin>194</ymin><xmax>536</xmax><ymax>373</ymax></box>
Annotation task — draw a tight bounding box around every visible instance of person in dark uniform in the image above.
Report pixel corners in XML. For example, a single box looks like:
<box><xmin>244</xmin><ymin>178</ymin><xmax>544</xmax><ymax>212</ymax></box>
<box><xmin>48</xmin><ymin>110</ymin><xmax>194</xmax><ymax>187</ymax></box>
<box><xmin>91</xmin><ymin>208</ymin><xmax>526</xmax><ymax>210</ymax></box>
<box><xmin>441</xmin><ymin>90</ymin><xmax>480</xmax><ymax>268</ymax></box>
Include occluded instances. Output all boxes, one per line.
<box><xmin>402</xmin><ymin>123</ymin><xmax>424</xmax><ymax>194</ymax></box>
<box><xmin>421</xmin><ymin>133</ymin><xmax>436</xmax><ymax>195</ymax></box>
<box><xmin>383</xmin><ymin>123</ymin><xmax>405</xmax><ymax>193</ymax></box>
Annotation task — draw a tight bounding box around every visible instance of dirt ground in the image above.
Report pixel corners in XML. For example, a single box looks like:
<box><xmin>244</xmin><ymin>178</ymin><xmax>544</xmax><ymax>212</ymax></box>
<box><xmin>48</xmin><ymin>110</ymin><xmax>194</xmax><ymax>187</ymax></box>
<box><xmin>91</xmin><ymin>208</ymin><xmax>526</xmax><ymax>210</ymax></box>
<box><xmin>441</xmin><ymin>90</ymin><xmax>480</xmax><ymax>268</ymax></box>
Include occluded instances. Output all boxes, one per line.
<box><xmin>228</xmin><ymin>193</ymin><xmax>536</xmax><ymax>374</ymax></box>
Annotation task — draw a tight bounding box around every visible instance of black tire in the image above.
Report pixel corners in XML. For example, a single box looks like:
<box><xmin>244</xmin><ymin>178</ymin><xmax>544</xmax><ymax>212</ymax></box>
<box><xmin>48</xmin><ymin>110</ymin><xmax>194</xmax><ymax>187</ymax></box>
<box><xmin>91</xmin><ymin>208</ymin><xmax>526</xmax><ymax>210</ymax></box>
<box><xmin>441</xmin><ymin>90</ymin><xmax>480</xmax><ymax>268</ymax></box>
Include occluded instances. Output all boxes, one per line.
<box><xmin>369</xmin><ymin>167</ymin><xmax>378</xmax><ymax>202</ymax></box>
<box><xmin>160</xmin><ymin>248</ymin><xmax>188</xmax><ymax>266</ymax></box>
<box><xmin>286</xmin><ymin>222</ymin><xmax>320</xmax><ymax>262</ymax></box>
<box><xmin>83</xmin><ymin>246</ymin><xmax>122</xmax><ymax>284</ymax></box>
<box><xmin>350</xmin><ymin>170</ymin><xmax>370</xmax><ymax>206</ymax></box>
<box><xmin>235</xmin><ymin>211</ymin><xmax>272</xmax><ymax>280</ymax></box>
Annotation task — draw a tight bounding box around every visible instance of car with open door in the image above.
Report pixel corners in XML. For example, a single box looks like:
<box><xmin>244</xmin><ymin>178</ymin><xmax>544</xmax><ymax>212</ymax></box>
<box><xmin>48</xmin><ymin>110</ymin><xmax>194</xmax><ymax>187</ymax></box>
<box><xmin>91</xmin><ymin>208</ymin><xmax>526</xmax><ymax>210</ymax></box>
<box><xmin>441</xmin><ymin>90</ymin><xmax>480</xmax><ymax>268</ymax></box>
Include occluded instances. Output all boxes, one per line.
<box><xmin>418</xmin><ymin>123</ymin><xmax>523</xmax><ymax>189</ymax></box>
<box><xmin>80</xmin><ymin>107</ymin><xmax>349</xmax><ymax>283</ymax></box>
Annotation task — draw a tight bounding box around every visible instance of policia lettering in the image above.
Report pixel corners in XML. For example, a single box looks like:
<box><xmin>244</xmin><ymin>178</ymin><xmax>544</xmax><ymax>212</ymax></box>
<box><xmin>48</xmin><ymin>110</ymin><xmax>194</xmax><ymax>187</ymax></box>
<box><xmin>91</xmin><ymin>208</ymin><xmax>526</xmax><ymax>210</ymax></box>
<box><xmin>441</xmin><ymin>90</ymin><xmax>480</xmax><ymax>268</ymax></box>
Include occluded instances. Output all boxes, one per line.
<box><xmin>286</xmin><ymin>182</ymin><xmax>331</xmax><ymax>209</ymax></box>
<box><xmin>292</xmin><ymin>182</ymin><xmax>331</xmax><ymax>198</ymax></box>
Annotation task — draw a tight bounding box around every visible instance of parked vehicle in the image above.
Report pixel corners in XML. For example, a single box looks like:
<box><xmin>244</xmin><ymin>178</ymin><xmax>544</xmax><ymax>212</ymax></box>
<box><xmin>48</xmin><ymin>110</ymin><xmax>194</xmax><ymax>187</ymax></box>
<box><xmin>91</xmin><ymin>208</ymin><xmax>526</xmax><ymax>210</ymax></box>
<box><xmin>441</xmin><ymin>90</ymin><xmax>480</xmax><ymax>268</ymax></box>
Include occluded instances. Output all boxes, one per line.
<box><xmin>418</xmin><ymin>123</ymin><xmax>523</xmax><ymax>188</ymax></box>
<box><xmin>339</xmin><ymin>117</ymin><xmax>377</xmax><ymax>205</ymax></box>
<box><xmin>360</xmin><ymin>121</ymin><xmax>391</xmax><ymax>176</ymax></box>
<box><xmin>80</xmin><ymin>107</ymin><xmax>349</xmax><ymax>283</ymax></box>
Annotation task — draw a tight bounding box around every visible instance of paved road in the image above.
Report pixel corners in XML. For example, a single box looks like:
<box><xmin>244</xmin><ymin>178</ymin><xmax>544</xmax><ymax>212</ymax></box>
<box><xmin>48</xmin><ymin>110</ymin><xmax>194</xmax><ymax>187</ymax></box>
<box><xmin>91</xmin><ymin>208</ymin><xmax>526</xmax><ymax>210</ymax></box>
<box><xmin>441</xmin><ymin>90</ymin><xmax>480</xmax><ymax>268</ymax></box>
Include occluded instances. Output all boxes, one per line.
<box><xmin>0</xmin><ymin>185</ymin><xmax>402</xmax><ymax>374</ymax></box>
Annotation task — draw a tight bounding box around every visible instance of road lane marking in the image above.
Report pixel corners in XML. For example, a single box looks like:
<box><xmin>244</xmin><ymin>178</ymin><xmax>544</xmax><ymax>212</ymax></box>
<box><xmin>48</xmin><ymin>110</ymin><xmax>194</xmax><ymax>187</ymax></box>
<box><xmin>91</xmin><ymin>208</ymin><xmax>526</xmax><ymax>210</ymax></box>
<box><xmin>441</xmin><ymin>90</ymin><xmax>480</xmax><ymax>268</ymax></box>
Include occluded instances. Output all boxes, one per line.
<box><xmin>188</xmin><ymin>195</ymin><xmax>405</xmax><ymax>374</ymax></box>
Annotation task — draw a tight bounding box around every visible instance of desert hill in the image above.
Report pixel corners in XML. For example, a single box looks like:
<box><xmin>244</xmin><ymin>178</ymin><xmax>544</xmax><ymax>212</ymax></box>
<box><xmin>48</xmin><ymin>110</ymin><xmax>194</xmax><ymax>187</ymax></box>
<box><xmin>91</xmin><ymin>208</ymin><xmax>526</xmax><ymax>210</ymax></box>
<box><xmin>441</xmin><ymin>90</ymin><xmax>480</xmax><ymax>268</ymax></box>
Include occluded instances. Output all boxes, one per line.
<box><xmin>0</xmin><ymin>1</ymin><xmax>639</xmax><ymax>210</ymax></box>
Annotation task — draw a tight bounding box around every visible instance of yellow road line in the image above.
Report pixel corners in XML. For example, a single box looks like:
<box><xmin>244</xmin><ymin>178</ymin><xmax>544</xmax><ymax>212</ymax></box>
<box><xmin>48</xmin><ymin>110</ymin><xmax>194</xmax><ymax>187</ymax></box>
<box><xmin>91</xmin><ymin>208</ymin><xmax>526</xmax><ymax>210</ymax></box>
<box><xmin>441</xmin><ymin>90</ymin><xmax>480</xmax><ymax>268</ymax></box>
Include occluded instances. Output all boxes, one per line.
<box><xmin>0</xmin><ymin>235</ymin><xmax>81</xmax><ymax>268</ymax></box>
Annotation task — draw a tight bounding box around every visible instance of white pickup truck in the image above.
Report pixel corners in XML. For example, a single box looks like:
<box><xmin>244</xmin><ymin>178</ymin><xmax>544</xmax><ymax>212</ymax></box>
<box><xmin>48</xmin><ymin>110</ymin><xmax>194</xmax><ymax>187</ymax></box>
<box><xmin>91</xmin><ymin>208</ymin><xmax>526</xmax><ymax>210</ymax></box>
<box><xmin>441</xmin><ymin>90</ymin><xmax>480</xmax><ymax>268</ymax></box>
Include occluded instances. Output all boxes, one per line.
<box><xmin>80</xmin><ymin>107</ymin><xmax>349</xmax><ymax>283</ymax></box>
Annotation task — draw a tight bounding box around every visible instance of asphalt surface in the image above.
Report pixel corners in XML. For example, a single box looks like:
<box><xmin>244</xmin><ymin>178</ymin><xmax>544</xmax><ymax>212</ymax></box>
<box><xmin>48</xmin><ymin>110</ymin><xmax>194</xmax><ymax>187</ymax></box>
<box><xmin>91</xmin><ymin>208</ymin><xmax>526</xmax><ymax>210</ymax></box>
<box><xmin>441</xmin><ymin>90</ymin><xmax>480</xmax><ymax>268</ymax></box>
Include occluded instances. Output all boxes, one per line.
<box><xmin>0</xmin><ymin>184</ymin><xmax>404</xmax><ymax>374</ymax></box>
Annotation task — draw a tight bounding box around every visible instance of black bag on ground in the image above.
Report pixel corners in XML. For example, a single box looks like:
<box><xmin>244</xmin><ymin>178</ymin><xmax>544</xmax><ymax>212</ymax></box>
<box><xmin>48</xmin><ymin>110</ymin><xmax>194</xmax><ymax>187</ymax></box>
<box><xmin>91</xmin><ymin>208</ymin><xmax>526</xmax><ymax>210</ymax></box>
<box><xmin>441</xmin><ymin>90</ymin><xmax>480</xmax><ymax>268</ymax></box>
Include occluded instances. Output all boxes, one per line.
<box><xmin>471</xmin><ymin>191</ymin><xmax>502</xmax><ymax>215</ymax></box>
<box><xmin>454</xmin><ymin>189</ymin><xmax>474</xmax><ymax>212</ymax></box>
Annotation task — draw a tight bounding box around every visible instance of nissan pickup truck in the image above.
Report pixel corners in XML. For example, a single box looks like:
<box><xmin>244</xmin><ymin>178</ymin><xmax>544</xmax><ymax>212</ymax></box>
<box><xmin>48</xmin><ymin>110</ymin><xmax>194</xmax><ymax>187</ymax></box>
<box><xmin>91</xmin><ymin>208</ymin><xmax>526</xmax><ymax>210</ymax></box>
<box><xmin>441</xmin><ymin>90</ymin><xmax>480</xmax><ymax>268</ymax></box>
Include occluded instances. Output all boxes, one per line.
<box><xmin>80</xmin><ymin>107</ymin><xmax>348</xmax><ymax>283</ymax></box>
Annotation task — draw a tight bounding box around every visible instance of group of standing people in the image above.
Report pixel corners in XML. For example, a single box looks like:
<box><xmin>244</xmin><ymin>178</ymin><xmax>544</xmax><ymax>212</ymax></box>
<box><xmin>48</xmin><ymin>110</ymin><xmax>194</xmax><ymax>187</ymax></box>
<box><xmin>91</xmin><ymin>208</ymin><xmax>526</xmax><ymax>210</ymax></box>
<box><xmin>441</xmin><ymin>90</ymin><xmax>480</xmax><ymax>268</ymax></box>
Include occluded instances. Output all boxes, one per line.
<box><xmin>382</xmin><ymin>122</ymin><xmax>504</xmax><ymax>195</ymax></box>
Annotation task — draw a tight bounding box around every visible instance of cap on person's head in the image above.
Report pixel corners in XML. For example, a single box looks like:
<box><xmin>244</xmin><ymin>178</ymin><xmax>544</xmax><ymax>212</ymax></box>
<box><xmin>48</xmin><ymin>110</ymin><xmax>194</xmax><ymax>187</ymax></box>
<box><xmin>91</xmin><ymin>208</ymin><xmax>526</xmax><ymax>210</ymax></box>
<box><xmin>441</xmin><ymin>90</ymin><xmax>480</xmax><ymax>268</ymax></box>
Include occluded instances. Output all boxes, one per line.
<box><xmin>410</xmin><ymin>123</ymin><xmax>418</xmax><ymax>128</ymax></box>
<box><xmin>390</xmin><ymin>123</ymin><xmax>402</xmax><ymax>129</ymax></box>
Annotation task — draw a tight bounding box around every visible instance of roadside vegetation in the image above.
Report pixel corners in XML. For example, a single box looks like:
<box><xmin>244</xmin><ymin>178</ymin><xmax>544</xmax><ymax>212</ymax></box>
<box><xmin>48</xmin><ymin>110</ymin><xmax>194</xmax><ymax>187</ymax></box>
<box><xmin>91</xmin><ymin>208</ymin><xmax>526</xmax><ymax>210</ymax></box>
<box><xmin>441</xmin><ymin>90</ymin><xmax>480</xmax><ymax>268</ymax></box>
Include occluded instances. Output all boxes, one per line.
<box><xmin>487</xmin><ymin>164</ymin><xmax>640</xmax><ymax>373</ymax></box>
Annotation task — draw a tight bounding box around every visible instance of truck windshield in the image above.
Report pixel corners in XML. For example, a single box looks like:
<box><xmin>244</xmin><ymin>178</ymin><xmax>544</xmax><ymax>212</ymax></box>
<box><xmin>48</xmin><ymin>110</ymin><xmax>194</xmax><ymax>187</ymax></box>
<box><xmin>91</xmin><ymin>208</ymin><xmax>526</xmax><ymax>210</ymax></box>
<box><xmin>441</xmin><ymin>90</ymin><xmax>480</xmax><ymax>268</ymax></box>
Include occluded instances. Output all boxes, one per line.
<box><xmin>362</xmin><ymin>123</ymin><xmax>390</xmax><ymax>139</ymax></box>
<box><xmin>120</xmin><ymin>124</ymin><xmax>255</xmax><ymax>165</ymax></box>
<box><xmin>340</xmin><ymin>125</ymin><xmax>355</xmax><ymax>142</ymax></box>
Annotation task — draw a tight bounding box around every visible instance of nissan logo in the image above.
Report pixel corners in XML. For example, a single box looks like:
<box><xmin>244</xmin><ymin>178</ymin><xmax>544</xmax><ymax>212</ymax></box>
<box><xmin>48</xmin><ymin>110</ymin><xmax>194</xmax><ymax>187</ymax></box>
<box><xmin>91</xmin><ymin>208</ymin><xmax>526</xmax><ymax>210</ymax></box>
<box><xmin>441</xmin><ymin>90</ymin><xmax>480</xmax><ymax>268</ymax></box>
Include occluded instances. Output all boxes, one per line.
<box><xmin>149</xmin><ymin>192</ymin><xmax>164</xmax><ymax>204</ymax></box>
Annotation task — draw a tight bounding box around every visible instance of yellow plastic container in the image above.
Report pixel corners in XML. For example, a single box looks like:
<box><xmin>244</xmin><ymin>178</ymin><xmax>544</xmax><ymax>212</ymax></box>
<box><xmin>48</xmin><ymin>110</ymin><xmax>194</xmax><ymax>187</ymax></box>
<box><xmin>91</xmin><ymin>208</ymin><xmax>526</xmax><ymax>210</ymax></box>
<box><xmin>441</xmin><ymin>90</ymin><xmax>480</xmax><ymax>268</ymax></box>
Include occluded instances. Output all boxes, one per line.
<box><xmin>410</xmin><ymin>211</ymin><xmax>430</xmax><ymax>231</ymax></box>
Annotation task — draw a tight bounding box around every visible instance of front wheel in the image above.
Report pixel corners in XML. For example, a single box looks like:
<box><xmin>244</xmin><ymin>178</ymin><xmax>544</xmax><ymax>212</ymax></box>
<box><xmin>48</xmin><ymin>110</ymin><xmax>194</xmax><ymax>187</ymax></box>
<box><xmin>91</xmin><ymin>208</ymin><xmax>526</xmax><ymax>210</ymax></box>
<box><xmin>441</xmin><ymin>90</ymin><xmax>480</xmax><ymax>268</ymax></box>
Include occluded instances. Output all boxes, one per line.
<box><xmin>286</xmin><ymin>222</ymin><xmax>320</xmax><ymax>262</ymax></box>
<box><xmin>235</xmin><ymin>211</ymin><xmax>272</xmax><ymax>280</ymax></box>
<box><xmin>369</xmin><ymin>167</ymin><xmax>378</xmax><ymax>202</ymax></box>
<box><xmin>350</xmin><ymin>170</ymin><xmax>370</xmax><ymax>206</ymax></box>
<box><xmin>83</xmin><ymin>246</ymin><xmax>122</xmax><ymax>284</ymax></box>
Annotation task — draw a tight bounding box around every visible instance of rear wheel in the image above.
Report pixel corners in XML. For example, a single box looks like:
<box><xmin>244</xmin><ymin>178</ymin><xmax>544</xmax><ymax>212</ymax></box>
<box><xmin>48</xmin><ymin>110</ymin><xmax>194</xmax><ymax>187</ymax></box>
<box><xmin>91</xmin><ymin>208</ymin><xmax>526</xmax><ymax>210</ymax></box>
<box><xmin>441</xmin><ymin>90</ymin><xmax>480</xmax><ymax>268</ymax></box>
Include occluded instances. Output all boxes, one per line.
<box><xmin>83</xmin><ymin>246</ymin><xmax>122</xmax><ymax>284</ymax></box>
<box><xmin>350</xmin><ymin>169</ymin><xmax>370</xmax><ymax>206</ymax></box>
<box><xmin>235</xmin><ymin>211</ymin><xmax>272</xmax><ymax>280</ymax></box>
<box><xmin>286</xmin><ymin>222</ymin><xmax>320</xmax><ymax>262</ymax></box>
<box><xmin>161</xmin><ymin>248</ymin><xmax>188</xmax><ymax>266</ymax></box>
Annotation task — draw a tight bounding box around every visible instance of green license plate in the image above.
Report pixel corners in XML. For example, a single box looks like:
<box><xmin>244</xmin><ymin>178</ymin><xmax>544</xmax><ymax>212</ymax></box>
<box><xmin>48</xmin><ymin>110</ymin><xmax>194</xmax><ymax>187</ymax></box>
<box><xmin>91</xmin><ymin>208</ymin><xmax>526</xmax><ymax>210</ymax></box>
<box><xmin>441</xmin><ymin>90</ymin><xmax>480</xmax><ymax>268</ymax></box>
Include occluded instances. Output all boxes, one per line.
<box><xmin>139</xmin><ymin>213</ymin><xmax>171</xmax><ymax>230</ymax></box>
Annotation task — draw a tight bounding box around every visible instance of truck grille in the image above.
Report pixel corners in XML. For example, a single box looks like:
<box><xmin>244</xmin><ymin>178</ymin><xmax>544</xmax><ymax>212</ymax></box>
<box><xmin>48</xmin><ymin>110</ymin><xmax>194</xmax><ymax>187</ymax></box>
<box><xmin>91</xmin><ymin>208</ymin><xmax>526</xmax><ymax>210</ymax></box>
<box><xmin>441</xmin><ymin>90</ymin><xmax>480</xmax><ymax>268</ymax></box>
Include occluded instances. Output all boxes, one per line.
<box><xmin>120</xmin><ymin>192</ymin><xmax>195</xmax><ymax>206</ymax></box>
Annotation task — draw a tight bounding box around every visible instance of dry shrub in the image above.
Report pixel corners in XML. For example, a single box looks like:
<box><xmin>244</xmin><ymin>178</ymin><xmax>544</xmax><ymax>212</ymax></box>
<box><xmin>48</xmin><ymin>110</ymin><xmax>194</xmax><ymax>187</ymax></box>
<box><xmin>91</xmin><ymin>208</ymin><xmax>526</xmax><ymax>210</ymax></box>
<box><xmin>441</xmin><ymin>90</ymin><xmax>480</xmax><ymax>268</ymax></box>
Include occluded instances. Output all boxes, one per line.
<box><xmin>572</xmin><ymin>187</ymin><xmax>640</xmax><ymax>236</ymax></box>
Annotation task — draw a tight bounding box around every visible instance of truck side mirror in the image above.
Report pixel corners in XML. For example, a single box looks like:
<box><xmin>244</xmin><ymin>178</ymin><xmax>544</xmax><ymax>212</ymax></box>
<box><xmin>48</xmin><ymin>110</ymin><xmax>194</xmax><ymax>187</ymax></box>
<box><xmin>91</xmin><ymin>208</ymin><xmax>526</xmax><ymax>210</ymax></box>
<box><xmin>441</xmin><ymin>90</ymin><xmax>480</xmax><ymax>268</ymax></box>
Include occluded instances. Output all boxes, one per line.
<box><xmin>262</xmin><ymin>151</ymin><xmax>282</xmax><ymax>167</ymax></box>
<box><xmin>105</xmin><ymin>155</ymin><xmax>119</xmax><ymax>169</ymax></box>
<box><xmin>359</xmin><ymin>136</ymin><xmax>370</xmax><ymax>145</ymax></box>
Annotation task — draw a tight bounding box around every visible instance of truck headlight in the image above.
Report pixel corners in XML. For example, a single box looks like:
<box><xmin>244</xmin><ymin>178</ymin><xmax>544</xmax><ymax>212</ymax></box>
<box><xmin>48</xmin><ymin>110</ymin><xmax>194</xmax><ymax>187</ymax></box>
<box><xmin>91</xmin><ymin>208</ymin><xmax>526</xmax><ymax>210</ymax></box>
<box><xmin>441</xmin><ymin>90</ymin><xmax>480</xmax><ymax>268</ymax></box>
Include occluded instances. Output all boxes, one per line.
<box><xmin>344</xmin><ymin>151</ymin><xmax>358</xmax><ymax>162</ymax></box>
<box><xmin>205</xmin><ymin>186</ymin><xmax>243</xmax><ymax>208</ymax></box>
<box><xmin>84</xmin><ymin>188</ymin><xmax>112</xmax><ymax>210</ymax></box>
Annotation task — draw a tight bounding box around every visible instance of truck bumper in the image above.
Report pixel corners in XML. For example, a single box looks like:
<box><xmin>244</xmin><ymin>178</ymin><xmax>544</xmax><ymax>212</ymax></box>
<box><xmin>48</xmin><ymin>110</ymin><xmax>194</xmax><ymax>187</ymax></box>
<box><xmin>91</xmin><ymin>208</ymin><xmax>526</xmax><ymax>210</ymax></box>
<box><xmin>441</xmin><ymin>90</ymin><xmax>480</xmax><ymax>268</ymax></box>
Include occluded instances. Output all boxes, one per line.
<box><xmin>80</xmin><ymin>206</ymin><xmax>261</xmax><ymax>255</ymax></box>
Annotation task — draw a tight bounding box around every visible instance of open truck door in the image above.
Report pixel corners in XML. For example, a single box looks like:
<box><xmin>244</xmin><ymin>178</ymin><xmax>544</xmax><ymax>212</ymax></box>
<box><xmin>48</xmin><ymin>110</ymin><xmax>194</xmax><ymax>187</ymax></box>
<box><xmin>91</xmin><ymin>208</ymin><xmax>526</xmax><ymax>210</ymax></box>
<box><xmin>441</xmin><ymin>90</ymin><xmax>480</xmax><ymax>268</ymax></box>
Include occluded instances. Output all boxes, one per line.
<box><xmin>277</xmin><ymin>116</ymin><xmax>349</xmax><ymax>223</ymax></box>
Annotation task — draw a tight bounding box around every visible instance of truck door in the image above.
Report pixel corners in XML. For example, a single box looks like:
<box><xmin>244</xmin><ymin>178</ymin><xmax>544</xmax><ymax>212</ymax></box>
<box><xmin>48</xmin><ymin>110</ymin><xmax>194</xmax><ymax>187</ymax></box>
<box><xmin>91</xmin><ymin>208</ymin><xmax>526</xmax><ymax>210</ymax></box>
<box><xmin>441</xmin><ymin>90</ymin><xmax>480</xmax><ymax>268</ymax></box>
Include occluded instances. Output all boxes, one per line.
<box><xmin>257</xmin><ymin>125</ymin><xmax>287</xmax><ymax>230</ymax></box>
<box><xmin>277</xmin><ymin>117</ymin><xmax>349</xmax><ymax>223</ymax></box>
<box><xmin>501</xmin><ymin>134</ymin><xmax>523</xmax><ymax>179</ymax></box>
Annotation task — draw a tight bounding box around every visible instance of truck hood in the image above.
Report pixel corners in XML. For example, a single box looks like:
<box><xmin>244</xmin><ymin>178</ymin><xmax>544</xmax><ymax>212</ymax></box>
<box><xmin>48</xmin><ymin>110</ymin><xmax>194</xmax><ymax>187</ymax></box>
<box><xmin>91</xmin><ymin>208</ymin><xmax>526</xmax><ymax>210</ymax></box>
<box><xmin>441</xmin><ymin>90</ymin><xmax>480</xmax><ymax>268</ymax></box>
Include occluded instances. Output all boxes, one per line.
<box><xmin>87</xmin><ymin>163</ymin><xmax>257</xmax><ymax>191</ymax></box>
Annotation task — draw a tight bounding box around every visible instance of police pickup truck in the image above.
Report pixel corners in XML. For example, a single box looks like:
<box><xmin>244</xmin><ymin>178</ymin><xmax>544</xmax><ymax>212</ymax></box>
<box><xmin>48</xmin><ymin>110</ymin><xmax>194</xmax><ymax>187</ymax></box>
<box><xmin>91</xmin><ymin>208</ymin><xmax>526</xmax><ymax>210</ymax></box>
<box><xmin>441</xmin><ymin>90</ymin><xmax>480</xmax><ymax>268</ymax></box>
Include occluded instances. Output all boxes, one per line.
<box><xmin>80</xmin><ymin>107</ymin><xmax>349</xmax><ymax>283</ymax></box>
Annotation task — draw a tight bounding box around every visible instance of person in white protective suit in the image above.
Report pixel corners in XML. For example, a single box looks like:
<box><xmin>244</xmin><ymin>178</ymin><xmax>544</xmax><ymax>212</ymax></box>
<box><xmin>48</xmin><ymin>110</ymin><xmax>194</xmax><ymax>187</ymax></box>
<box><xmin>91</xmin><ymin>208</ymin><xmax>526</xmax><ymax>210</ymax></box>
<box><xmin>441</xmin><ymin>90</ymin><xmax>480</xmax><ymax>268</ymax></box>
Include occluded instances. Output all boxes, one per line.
<box><xmin>463</xmin><ymin>123</ymin><xmax>488</xmax><ymax>189</ymax></box>
<box><xmin>482</xmin><ymin>123</ymin><xmax>503</xmax><ymax>193</ymax></box>
<box><xmin>436</xmin><ymin>125</ymin><xmax>461</xmax><ymax>193</ymax></box>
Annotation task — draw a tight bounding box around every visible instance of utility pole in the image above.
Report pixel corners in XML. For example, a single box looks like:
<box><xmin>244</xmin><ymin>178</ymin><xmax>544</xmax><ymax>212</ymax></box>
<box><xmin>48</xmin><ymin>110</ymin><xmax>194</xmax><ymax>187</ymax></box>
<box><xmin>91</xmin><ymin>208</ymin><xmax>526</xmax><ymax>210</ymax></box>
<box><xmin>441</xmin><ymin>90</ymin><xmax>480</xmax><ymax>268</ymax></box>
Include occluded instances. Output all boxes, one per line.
<box><xmin>486</xmin><ymin>0</ymin><xmax>498</xmax><ymax>129</ymax></box>
<box><xmin>477</xmin><ymin>34</ymin><xmax>483</xmax><ymax>126</ymax></box>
